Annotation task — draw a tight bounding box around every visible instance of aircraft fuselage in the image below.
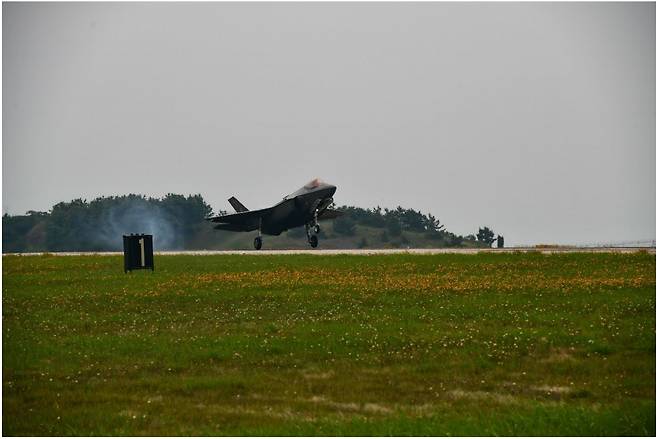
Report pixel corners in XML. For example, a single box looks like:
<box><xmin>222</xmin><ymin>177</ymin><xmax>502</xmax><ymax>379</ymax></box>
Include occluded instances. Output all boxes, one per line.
<box><xmin>262</xmin><ymin>185</ymin><xmax>336</xmax><ymax>235</ymax></box>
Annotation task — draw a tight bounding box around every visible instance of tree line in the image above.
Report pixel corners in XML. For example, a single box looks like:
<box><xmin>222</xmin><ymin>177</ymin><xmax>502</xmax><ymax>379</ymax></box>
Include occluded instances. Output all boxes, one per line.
<box><xmin>2</xmin><ymin>194</ymin><xmax>497</xmax><ymax>252</ymax></box>
<box><xmin>3</xmin><ymin>194</ymin><xmax>212</xmax><ymax>252</ymax></box>
<box><xmin>330</xmin><ymin>205</ymin><xmax>496</xmax><ymax>247</ymax></box>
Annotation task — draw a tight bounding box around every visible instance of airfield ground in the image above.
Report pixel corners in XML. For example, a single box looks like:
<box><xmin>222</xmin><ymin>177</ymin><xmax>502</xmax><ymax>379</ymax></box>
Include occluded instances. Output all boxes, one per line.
<box><xmin>3</xmin><ymin>252</ymin><xmax>655</xmax><ymax>435</ymax></box>
<box><xmin>10</xmin><ymin>246</ymin><xmax>657</xmax><ymax>256</ymax></box>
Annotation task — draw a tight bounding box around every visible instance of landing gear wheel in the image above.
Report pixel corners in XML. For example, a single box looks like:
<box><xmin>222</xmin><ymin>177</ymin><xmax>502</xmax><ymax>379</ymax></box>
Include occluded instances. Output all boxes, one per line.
<box><xmin>254</xmin><ymin>236</ymin><xmax>263</xmax><ymax>250</ymax></box>
<box><xmin>314</xmin><ymin>224</ymin><xmax>321</xmax><ymax>234</ymax></box>
<box><xmin>309</xmin><ymin>235</ymin><xmax>318</xmax><ymax>248</ymax></box>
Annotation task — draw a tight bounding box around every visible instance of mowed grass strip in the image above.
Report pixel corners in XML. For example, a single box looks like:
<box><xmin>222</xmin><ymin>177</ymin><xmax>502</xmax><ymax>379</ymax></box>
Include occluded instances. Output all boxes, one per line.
<box><xmin>3</xmin><ymin>252</ymin><xmax>655</xmax><ymax>436</ymax></box>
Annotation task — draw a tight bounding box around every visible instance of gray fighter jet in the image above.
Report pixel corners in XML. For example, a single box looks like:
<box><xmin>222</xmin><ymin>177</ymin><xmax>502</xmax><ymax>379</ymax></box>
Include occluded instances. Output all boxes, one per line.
<box><xmin>206</xmin><ymin>178</ymin><xmax>342</xmax><ymax>249</ymax></box>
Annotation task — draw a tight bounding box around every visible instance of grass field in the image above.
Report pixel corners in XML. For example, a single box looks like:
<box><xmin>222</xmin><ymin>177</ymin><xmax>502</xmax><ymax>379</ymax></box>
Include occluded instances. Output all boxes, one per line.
<box><xmin>3</xmin><ymin>252</ymin><xmax>656</xmax><ymax>436</ymax></box>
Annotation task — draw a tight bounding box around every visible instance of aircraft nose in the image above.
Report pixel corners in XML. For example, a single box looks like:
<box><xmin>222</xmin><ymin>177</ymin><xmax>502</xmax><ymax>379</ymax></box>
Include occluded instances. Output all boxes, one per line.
<box><xmin>328</xmin><ymin>185</ymin><xmax>336</xmax><ymax>197</ymax></box>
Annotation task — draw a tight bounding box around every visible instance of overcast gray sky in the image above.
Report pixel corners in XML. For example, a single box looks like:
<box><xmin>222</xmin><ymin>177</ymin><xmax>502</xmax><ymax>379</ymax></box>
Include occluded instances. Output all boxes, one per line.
<box><xmin>3</xmin><ymin>2</ymin><xmax>655</xmax><ymax>245</ymax></box>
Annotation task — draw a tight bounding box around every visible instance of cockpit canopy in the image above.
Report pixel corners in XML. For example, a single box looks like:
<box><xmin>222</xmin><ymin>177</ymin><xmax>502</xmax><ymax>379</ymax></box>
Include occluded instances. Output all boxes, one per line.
<box><xmin>303</xmin><ymin>178</ymin><xmax>325</xmax><ymax>189</ymax></box>
<box><xmin>284</xmin><ymin>178</ymin><xmax>329</xmax><ymax>200</ymax></box>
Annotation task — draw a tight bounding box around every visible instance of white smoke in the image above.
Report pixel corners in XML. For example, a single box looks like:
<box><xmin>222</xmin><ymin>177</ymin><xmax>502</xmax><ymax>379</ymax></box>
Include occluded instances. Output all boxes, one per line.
<box><xmin>90</xmin><ymin>201</ymin><xmax>181</xmax><ymax>250</ymax></box>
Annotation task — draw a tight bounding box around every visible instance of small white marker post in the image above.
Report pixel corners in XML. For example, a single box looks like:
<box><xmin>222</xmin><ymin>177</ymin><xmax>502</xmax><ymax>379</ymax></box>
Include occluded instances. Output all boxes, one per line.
<box><xmin>139</xmin><ymin>238</ymin><xmax>145</xmax><ymax>267</ymax></box>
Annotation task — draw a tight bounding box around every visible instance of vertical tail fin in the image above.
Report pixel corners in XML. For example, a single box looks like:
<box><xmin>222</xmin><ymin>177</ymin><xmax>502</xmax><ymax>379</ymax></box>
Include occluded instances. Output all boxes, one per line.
<box><xmin>228</xmin><ymin>196</ymin><xmax>249</xmax><ymax>212</ymax></box>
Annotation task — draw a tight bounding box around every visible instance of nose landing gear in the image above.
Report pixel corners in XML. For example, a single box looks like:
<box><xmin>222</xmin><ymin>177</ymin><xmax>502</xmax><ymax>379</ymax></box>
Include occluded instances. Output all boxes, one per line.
<box><xmin>306</xmin><ymin>210</ymin><xmax>320</xmax><ymax>248</ymax></box>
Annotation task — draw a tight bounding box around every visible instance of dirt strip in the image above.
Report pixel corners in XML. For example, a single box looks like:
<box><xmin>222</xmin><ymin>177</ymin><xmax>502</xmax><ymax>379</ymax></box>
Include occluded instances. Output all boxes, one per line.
<box><xmin>4</xmin><ymin>247</ymin><xmax>655</xmax><ymax>256</ymax></box>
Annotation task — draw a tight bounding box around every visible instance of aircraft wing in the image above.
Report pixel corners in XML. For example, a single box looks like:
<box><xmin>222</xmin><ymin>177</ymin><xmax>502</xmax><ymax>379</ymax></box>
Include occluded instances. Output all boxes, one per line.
<box><xmin>206</xmin><ymin>207</ymin><xmax>272</xmax><ymax>231</ymax></box>
<box><xmin>318</xmin><ymin>208</ymin><xmax>343</xmax><ymax>220</ymax></box>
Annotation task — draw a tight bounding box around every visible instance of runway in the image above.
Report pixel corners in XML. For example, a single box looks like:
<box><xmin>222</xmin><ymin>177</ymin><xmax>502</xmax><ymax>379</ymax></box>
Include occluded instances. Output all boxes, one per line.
<box><xmin>5</xmin><ymin>247</ymin><xmax>655</xmax><ymax>256</ymax></box>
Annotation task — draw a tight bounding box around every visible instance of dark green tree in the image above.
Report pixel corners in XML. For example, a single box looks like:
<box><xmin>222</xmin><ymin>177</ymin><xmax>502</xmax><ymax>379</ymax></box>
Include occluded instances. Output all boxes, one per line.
<box><xmin>333</xmin><ymin>216</ymin><xmax>356</xmax><ymax>236</ymax></box>
<box><xmin>3</xmin><ymin>211</ymin><xmax>48</xmax><ymax>252</ymax></box>
<box><xmin>445</xmin><ymin>232</ymin><xmax>463</xmax><ymax>247</ymax></box>
<box><xmin>386</xmin><ymin>218</ymin><xmax>402</xmax><ymax>237</ymax></box>
<box><xmin>287</xmin><ymin>226</ymin><xmax>306</xmax><ymax>238</ymax></box>
<box><xmin>477</xmin><ymin>227</ymin><xmax>496</xmax><ymax>246</ymax></box>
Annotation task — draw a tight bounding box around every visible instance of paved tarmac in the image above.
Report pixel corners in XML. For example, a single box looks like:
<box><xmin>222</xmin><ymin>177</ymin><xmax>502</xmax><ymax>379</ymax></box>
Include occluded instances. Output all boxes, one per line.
<box><xmin>5</xmin><ymin>247</ymin><xmax>655</xmax><ymax>256</ymax></box>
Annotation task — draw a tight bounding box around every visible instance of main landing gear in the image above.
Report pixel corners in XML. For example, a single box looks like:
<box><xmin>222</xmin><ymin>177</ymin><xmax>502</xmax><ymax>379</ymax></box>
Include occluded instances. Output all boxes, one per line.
<box><xmin>254</xmin><ymin>218</ymin><xmax>263</xmax><ymax>250</ymax></box>
<box><xmin>253</xmin><ymin>236</ymin><xmax>262</xmax><ymax>250</ymax></box>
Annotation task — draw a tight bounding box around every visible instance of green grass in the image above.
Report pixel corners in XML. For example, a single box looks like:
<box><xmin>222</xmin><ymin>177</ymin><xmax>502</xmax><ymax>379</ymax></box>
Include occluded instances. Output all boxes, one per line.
<box><xmin>3</xmin><ymin>252</ymin><xmax>655</xmax><ymax>436</ymax></box>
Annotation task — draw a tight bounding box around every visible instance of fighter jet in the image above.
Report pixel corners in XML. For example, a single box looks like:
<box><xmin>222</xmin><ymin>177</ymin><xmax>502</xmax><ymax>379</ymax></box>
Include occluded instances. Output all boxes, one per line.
<box><xmin>206</xmin><ymin>178</ymin><xmax>342</xmax><ymax>249</ymax></box>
